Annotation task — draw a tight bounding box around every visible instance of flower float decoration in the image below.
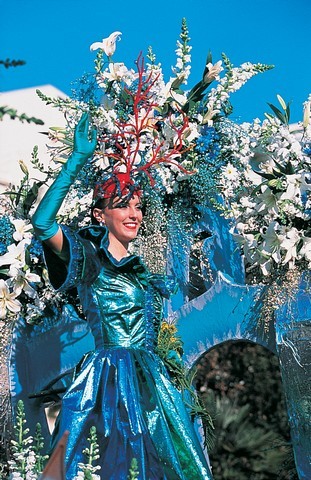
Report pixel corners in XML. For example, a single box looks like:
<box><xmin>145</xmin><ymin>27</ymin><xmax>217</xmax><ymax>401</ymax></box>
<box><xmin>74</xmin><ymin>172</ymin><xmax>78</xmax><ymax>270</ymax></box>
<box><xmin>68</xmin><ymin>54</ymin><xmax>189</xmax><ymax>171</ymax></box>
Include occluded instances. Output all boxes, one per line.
<box><xmin>1</xmin><ymin>18</ymin><xmax>311</xmax><ymax>480</ymax></box>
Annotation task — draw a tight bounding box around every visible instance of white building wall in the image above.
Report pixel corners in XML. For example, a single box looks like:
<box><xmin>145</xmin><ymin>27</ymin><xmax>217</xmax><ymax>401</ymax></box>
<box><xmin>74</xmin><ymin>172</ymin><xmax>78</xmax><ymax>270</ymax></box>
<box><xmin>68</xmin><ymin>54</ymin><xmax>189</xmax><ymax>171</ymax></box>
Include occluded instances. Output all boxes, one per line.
<box><xmin>0</xmin><ymin>85</ymin><xmax>67</xmax><ymax>192</ymax></box>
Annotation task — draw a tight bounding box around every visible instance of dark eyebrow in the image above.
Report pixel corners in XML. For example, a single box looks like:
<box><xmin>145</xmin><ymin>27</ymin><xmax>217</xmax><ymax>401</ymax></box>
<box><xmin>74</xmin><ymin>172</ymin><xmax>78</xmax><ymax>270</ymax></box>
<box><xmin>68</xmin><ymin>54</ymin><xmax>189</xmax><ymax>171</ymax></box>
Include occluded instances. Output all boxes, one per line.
<box><xmin>112</xmin><ymin>201</ymin><xmax>128</xmax><ymax>208</ymax></box>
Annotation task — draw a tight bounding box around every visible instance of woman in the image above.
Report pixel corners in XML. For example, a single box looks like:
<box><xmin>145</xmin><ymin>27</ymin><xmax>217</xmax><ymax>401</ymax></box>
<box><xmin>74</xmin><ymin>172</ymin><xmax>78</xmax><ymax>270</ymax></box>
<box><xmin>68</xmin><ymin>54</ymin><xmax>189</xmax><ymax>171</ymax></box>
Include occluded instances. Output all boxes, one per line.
<box><xmin>32</xmin><ymin>112</ymin><xmax>213</xmax><ymax>479</ymax></box>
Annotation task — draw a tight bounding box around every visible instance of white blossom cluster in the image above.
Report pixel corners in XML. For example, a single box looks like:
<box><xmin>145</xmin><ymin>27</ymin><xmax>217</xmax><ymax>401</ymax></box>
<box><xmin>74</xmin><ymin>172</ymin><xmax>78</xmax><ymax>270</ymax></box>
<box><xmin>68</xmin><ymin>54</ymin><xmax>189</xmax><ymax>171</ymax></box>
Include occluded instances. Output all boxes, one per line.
<box><xmin>8</xmin><ymin>432</ymin><xmax>44</xmax><ymax>479</ymax></box>
<box><xmin>206</xmin><ymin>63</ymin><xmax>270</xmax><ymax>123</ymax></box>
<box><xmin>74</xmin><ymin>466</ymin><xmax>101</xmax><ymax>480</ymax></box>
<box><xmin>0</xmin><ymin>24</ymin><xmax>276</xmax><ymax>325</ymax></box>
<box><xmin>217</xmin><ymin>106</ymin><xmax>311</xmax><ymax>279</ymax></box>
<box><xmin>43</xmin><ymin>28</ymin><xmax>271</xmax><ymax>201</ymax></box>
<box><xmin>0</xmin><ymin>215</ymin><xmax>64</xmax><ymax>324</ymax></box>
<box><xmin>0</xmin><ymin>218</ymin><xmax>40</xmax><ymax>321</ymax></box>
<box><xmin>9</xmin><ymin>450</ymin><xmax>38</xmax><ymax>480</ymax></box>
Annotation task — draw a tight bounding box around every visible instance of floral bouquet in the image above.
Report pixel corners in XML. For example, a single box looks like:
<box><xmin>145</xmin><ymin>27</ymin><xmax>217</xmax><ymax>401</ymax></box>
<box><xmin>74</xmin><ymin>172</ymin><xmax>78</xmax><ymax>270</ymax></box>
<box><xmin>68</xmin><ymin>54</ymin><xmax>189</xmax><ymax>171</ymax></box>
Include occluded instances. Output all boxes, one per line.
<box><xmin>215</xmin><ymin>95</ymin><xmax>311</xmax><ymax>284</ymax></box>
<box><xmin>0</xmin><ymin>18</ymin><xmax>277</xmax><ymax>323</ymax></box>
<box><xmin>36</xmin><ymin>20</ymin><xmax>272</xmax><ymax>230</ymax></box>
<box><xmin>0</xmin><ymin>18</ymin><xmax>301</xmax><ymax>477</ymax></box>
<box><xmin>0</xmin><ymin>150</ymin><xmax>68</xmax><ymax>325</ymax></box>
<box><xmin>32</xmin><ymin>19</ymin><xmax>273</xmax><ymax>279</ymax></box>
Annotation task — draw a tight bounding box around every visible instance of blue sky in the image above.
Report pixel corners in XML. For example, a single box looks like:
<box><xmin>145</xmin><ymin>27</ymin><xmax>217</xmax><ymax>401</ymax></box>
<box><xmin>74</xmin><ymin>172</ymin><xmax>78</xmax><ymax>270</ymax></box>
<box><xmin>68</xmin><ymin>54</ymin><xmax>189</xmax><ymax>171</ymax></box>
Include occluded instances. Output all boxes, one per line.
<box><xmin>1</xmin><ymin>0</ymin><xmax>310</xmax><ymax>123</ymax></box>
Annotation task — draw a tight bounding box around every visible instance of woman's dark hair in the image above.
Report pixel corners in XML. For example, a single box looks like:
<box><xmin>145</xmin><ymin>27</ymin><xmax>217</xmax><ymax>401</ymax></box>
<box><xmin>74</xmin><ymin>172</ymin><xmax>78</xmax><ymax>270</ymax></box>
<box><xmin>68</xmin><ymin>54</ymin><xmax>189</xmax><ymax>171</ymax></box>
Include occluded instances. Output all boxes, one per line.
<box><xmin>91</xmin><ymin>198</ymin><xmax>107</xmax><ymax>225</ymax></box>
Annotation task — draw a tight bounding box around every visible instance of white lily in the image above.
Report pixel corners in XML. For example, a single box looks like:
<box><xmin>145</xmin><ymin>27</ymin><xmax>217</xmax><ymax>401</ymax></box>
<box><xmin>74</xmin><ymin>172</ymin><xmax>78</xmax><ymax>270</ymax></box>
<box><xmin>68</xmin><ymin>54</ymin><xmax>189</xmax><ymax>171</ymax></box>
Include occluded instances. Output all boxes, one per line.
<box><xmin>90</xmin><ymin>31</ymin><xmax>122</xmax><ymax>57</ymax></box>
<box><xmin>0</xmin><ymin>279</ymin><xmax>21</xmax><ymax>319</ymax></box>
<box><xmin>8</xmin><ymin>266</ymin><xmax>41</xmax><ymax>298</ymax></box>
<box><xmin>99</xmin><ymin>62</ymin><xmax>135</xmax><ymax>84</ymax></box>
<box><xmin>0</xmin><ymin>239</ymin><xmax>30</xmax><ymax>269</ymax></box>
<box><xmin>279</xmin><ymin>173</ymin><xmax>310</xmax><ymax>202</ymax></box>
<box><xmin>255</xmin><ymin>186</ymin><xmax>279</xmax><ymax>216</ymax></box>
<box><xmin>259</xmin><ymin>257</ymin><xmax>273</xmax><ymax>276</ymax></box>
<box><xmin>298</xmin><ymin>235</ymin><xmax>311</xmax><ymax>265</ymax></box>
<box><xmin>260</xmin><ymin>221</ymin><xmax>282</xmax><ymax>264</ymax></box>
<box><xmin>280</xmin><ymin>227</ymin><xmax>300</xmax><ymax>267</ymax></box>
<box><xmin>12</xmin><ymin>218</ymin><xmax>33</xmax><ymax>242</ymax></box>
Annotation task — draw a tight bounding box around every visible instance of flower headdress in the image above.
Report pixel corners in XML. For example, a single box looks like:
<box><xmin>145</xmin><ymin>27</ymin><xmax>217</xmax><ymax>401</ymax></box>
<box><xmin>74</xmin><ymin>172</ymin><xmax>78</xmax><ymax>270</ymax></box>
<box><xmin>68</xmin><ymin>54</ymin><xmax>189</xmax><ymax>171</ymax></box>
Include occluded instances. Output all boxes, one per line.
<box><xmin>36</xmin><ymin>19</ymin><xmax>273</xmax><ymax>270</ymax></box>
<box><xmin>90</xmin><ymin>51</ymin><xmax>195</xmax><ymax>203</ymax></box>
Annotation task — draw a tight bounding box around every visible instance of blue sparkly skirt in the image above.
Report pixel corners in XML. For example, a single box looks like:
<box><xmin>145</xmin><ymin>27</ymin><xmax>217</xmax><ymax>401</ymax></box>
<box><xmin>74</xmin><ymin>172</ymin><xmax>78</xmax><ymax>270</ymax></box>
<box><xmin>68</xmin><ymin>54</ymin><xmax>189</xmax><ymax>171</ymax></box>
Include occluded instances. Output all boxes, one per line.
<box><xmin>51</xmin><ymin>347</ymin><xmax>213</xmax><ymax>479</ymax></box>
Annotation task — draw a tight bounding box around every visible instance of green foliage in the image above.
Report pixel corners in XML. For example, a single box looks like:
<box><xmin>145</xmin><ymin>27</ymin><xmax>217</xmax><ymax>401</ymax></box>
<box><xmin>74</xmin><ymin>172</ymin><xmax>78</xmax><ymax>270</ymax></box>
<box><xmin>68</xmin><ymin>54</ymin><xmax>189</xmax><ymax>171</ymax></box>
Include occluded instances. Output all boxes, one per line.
<box><xmin>76</xmin><ymin>426</ymin><xmax>101</xmax><ymax>478</ymax></box>
<box><xmin>0</xmin><ymin>59</ymin><xmax>26</xmax><ymax>69</ymax></box>
<box><xmin>0</xmin><ymin>106</ymin><xmax>44</xmax><ymax>125</ymax></box>
<box><xmin>204</xmin><ymin>396</ymin><xmax>293</xmax><ymax>479</ymax></box>
<box><xmin>157</xmin><ymin>322</ymin><xmax>215</xmax><ymax>449</ymax></box>
<box><xmin>127</xmin><ymin>458</ymin><xmax>139</xmax><ymax>480</ymax></box>
<box><xmin>265</xmin><ymin>94</ymin><xmax>291</xmax><ymax>125</ymax></box>
<box><xmin>196</xmin><ymin>342</ymin><xmax>298</xmax><ymax>479</ymax></box>
<box><xmin>36</xmin><ymin>88</ymin><xmax>79</xmax><ymax>112</ymax></box>
<box><xmin>9</xmin><ymin>400</ymin><xmax>48</xmax><ymax>478</ymax></box>
<box><xmin>0</xmin><ymin>58</ymin><xmax>44</xmax><ymax>125</ymax></box>
<box><xmin>11</xmin><ymin>400</ymin><xmax>31</xmax><ymax>476</ymax></box>
<box><xmin>94</xmin><ymin>49</ymin><xmax>104</xmax><ymax>74</ymax></box>
<box><xmin>2</xmin><ymin>146</ymin><xmax>50</xmax><ymax>217</ymax></box>
<box><xmin>146</xmin><ymin>46</ymin><xmax>156</xmax><ymax>65</ymax></box>
<box><xmin>33</xmin><ymin>423</ymin><xmax>49</xmax><ymax>474</ymax></box>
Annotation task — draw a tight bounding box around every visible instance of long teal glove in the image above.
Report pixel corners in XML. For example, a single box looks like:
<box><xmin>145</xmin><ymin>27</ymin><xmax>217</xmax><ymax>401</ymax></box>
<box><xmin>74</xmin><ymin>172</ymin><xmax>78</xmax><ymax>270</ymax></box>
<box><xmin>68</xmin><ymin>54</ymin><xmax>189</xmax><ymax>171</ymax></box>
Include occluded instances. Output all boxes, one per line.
<box><xmin>32</xmin><ymin>112</ymin><xmax>97</xmax><ymax>241</ymax></box>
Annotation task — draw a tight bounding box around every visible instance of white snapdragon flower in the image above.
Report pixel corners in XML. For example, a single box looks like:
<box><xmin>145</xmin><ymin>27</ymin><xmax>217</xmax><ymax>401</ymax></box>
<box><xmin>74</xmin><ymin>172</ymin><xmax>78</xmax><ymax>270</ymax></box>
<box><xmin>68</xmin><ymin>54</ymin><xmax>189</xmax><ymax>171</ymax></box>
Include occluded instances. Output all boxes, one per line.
<box><xmin>90</xmin><ymin>31</ymin><xmax>122</xmax><ymax>56</ymax></box>
<box><xmin>94</xmin><ymin>106</ymin><xmax>118</xmax><ymax>133</ymax></box>
<box><xmin>281</xmin><ymin>202</ymin><xmax>301</xmax><ymax>217</ymax></box>
<box><xmin>204</xmin><ymin>61</ymin><xmax>223</xmax><ymax>82</ymax></box>
<box><xmin>238</xmin><ymin>196</ymin><xmax>257</xmax><ymax>217</ymax></box>
<box><xmin>303</xmin><ymin>99</ymin><xmax>311</xmax><ymax>128</ymax></box>
<box><xmin>240</xmin><ymin>196</ymin><xmax>256</xmax><ymax>209</ymax></box>
<box><xmin>11</xmin><ymin>473</ymin><xmax>23</xmax><ymax>479</ymax></box>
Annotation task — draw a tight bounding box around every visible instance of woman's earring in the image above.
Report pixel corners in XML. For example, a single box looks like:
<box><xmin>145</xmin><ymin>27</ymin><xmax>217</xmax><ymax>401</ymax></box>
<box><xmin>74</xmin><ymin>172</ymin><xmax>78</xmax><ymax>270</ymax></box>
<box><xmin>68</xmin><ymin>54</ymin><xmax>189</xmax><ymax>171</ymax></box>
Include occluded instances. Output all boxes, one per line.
<box><xmin>100</xmin><ymin>221</ymin><xmax>105</xmax><ymax>226</ymax></box>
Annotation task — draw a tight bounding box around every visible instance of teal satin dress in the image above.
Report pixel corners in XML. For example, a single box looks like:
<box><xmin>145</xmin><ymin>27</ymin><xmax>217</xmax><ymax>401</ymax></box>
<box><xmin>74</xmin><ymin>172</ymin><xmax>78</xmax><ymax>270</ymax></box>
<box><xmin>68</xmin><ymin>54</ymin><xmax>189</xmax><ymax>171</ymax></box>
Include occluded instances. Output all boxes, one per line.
<box><xmin>44</xmin><ymin>225</ymin><xmax>213</xmax><ymax>479</ymax></box>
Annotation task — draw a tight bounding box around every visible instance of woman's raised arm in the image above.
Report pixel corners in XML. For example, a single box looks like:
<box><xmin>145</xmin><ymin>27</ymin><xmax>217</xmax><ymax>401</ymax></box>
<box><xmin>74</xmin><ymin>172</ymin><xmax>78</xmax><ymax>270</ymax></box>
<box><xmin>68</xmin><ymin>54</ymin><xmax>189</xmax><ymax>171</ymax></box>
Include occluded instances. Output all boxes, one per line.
<box><xmin>31</xmin><ymin>112</ymin><xmax>97</xmax><ymax>255</ymax></box>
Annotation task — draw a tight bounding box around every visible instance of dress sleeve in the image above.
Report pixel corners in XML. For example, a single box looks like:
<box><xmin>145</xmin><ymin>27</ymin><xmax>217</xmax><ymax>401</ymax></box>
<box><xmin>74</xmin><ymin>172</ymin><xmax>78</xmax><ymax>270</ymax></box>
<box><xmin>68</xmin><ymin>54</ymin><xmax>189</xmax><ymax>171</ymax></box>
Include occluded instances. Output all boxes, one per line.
<box><xmin>42</xmin><ymin>225</ymin><xmax>100</xmax><ymax>292</ymax></box>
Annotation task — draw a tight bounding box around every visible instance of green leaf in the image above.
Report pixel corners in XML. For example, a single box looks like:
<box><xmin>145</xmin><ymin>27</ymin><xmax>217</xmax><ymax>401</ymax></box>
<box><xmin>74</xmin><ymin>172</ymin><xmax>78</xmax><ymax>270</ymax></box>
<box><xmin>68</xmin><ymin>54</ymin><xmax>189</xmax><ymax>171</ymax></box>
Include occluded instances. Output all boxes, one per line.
<box><xmin>23</xmin><ymin>181</ymin><xmax>44</xmax><ymax>215</ymax></box>
<box><xmin>252</xmin><ymin>170</ymin><xmax>276</xmax><ymax>181</ymax></box>
<box><xmin>171</xmin><ymin>76</ymin><xmax>186</xmax><ymax>90</ymax></box>
<box><xmin>286</xmin><ymin>103</ymin><xmax>291</xmax><ymax>123</ymax></box>
<box><xmin>187</xmin><ymin>80</ymin><xmax>204</xmax><ymax>98</ymax></box>
<box><xmin>267</xmin><ymin>103</ymin><xmax>287</xmax><ymax>124</ymax></box>
<box><xmin>264</xmin><ymin>112</ymin><xmax>274</xmax><ymax>121</ymax></box>
<box><xmin>251</xmin><ymin>180</ymin><xmax>269</xmax><ymax>195</ymax></box>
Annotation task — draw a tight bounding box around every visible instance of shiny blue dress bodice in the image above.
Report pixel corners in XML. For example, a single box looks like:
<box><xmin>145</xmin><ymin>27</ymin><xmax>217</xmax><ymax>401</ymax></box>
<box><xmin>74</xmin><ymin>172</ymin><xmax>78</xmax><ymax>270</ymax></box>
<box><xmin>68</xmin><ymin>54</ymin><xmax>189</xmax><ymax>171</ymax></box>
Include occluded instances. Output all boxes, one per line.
<box><xmin>93</xmin><ymin>262</ymin><xmax>161</xmax><ymax>350</ymax></box>
<box><xmin>45</xmin><ymin>225</ymin><xmax>213</xmax><ymax>480</ymax></box>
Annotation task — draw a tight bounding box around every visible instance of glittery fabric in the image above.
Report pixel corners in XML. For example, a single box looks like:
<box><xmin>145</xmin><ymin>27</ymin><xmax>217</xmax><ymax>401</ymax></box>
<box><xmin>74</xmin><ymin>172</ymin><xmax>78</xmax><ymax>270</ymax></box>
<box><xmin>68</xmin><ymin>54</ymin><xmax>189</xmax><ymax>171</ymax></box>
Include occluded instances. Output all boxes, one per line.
<box><xmin>45</xmin><ymin>225</ymin><xmax>213</xmax><ymax>479</ymax></box>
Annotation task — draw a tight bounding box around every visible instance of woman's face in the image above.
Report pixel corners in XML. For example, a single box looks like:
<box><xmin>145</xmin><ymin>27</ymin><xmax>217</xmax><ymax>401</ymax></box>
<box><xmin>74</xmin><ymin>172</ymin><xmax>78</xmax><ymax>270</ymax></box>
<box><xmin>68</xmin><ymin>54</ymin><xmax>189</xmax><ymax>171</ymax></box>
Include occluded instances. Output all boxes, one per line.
<box><xmin>93</xmin><ymin>194</ymin><xmax>143</xmax><ymax>246</ymax></box>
